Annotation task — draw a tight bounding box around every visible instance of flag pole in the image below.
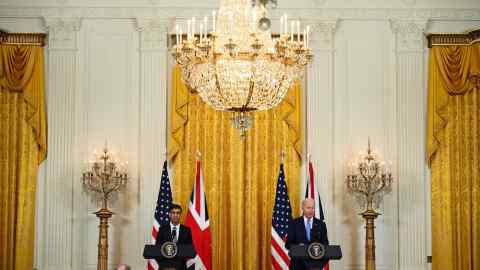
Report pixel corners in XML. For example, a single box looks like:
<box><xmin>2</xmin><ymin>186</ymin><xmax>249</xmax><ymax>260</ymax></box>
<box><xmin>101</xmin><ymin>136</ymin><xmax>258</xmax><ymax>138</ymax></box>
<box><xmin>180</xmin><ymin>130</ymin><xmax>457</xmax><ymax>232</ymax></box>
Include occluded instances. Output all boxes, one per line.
<box><xmin>307</xmin><ymin>152</ymin><xmax>311</xmax><ymax>185</ymax></box>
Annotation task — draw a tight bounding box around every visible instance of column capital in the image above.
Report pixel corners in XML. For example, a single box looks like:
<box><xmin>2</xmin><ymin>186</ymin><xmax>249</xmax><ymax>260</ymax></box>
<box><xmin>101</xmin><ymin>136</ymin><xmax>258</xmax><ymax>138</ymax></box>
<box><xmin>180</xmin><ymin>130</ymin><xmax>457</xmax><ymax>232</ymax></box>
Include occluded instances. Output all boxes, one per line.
<box><xmin>303</xmin><ymin>19</ymin><xmax>339</xmax><ymax>50</ymax></box>
<box><xmin>135</xmin><ymin>18</ymin><xmax>171</xmax><ymax>51</ymax></box>
<box><xmin>43</xmin><ymin>17</ymin><xmax>82</xmax><ymax>50</ymax></box>
<box><xmin>390</xmin><ymin>19</ymin><xmax>429</xmax><ymax>52</ymax></box>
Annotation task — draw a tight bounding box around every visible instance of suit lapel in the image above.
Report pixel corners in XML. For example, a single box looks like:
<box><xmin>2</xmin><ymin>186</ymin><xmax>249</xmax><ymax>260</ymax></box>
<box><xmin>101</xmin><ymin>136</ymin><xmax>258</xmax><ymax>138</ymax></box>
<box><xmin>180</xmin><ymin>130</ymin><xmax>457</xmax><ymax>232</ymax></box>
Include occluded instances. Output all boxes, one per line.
<box><xmin>167</xmin><ymin>226</ymin><xmax>174</xmax><ymax>241</ymax></box>
<box><xmin>177</xmin><ymin>225</ymin><xmax>183</xmax><ymax>242</ymax></box>
<box><xmin>299</xmin><ymin>218</ymin><xmax>307</xmax><ymax>242</ymax></box>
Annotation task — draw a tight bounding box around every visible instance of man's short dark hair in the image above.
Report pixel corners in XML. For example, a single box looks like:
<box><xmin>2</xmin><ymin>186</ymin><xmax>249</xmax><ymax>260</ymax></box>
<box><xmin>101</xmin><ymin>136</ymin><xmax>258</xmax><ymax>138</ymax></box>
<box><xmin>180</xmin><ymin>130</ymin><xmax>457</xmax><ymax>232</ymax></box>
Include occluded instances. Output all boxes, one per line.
<box><xmin>170</xmin><ymin>203</ymin><xmax>182</xmax><ymax>212</ymax></box>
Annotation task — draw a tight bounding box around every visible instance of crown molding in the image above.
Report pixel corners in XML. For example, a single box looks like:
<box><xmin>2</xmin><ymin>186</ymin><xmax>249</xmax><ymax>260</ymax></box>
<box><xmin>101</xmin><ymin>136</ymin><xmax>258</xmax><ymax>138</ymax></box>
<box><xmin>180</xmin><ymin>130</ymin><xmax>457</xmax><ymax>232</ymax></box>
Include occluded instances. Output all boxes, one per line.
<box><xmin>0</xmin><ymin>7</ymin><xmax>479</xmax><ymax>21</ymax></box>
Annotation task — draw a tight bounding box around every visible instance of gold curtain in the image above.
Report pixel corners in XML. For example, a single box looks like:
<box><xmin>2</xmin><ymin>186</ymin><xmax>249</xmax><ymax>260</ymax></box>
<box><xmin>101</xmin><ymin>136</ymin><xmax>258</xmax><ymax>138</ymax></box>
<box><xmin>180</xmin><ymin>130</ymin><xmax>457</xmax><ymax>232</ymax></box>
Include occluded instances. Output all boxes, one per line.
<box><xmin>168</xmin><ymin>66</ymin><xmax>302</xmax><ymax>270</ymax></box>
<box><xmin>427</xmin><ymin>44</ymin><xmax>480</xmax><ymax>270</ymax></box>
<box><xmin>0</xmin><ymin>44</ymin><xmax>47</xmax><ymax>270</ymax></box>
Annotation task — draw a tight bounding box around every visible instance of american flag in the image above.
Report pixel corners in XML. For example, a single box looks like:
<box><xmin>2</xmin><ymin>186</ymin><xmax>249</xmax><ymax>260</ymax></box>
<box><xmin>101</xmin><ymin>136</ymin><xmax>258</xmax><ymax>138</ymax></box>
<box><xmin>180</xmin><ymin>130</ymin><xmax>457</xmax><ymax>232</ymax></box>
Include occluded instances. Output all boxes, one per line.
<box><xmin>147</xmin><ymin>161</ymin><xmax>173</xmax><ymax>270</ymax></box>
<box><xmin>271</xmin><ymin>163</ymin><xmax>293</xmax><ymax>270</ymax></box>
<box><xmin>305</xmin><ymin>159</ymin><xmax>328</xmax><ymax>270</ymax></box>
<box><xmin>185</xmin><ymin>160</ymin><xmax>212</xmax><ymax>270</ymax></box>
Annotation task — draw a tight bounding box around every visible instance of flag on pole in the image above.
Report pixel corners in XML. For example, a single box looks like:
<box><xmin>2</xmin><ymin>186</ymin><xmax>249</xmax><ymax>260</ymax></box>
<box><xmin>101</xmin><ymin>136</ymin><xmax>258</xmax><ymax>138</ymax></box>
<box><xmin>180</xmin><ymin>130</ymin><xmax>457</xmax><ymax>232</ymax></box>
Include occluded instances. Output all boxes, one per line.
<box><xmin>304</xmin><ymin>158</ymin><xmax>329</xmax><ymax>270</ymax></box>
<box><xmin>305</xmin><ymin>159</ymin><xmax>325</xmax><ymax>220</ymax></box>
<box><xmin>185</xmin><ymin>160</ymin><xmax>212</xmax><ymax>270</ymax></box>
<box><xmin>147</xmin><ymin>161</ymin><xmax>173</xmax><ymax>270</ymax></box>
<box><xmin>271</xmin><ymin>163</ymin><xmax>293</xmax><ymax>270</ymax></box>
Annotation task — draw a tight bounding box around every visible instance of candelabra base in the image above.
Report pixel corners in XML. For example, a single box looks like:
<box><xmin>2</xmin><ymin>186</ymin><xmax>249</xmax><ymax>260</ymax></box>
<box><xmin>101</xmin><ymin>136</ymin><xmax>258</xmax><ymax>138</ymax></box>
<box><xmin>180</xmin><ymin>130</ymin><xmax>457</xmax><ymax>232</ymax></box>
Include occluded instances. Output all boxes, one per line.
<box><xmin>95</xmin><ymin>208</ymin><xmax>114</xmax><ymax>270</ymax></box>
<box><xmin>361</xmin><ymin>208</ymin><xmax>380</xmax><ymax>270</ymax></box>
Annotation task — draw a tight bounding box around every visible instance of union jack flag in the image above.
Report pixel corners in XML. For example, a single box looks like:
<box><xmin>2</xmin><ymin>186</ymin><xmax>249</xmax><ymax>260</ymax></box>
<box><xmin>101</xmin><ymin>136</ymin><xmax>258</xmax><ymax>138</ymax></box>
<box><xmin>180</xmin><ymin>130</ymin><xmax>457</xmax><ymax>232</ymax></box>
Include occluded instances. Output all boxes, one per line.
<box><xmin>185</xmin><ymin>160</ymin><xmax>212</xmax><ymax>270</ymax></box>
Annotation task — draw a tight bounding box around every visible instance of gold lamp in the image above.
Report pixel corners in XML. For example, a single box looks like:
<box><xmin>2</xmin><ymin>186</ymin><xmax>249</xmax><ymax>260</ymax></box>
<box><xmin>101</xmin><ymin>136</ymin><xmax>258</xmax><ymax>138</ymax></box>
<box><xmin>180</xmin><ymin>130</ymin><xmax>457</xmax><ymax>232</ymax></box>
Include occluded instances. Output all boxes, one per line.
<box><xmin>82</xmin><ymin>143</ymin><xmax>128</xmax><ymax>270</ymax></box>
<box><xmin>345</xmin><ymin>139</ymin><xmax>393</xmax><ymax>270</ymax></box>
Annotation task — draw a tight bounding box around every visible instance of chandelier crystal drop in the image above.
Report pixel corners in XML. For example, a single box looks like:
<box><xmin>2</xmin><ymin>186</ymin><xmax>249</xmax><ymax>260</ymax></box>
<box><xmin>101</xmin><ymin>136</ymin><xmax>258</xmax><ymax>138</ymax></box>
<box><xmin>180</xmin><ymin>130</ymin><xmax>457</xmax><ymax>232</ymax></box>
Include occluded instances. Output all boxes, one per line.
<box><xmin>173</xmin><ymin>0</ymin><xmax>313</xmax><ymax>137</ymax></box>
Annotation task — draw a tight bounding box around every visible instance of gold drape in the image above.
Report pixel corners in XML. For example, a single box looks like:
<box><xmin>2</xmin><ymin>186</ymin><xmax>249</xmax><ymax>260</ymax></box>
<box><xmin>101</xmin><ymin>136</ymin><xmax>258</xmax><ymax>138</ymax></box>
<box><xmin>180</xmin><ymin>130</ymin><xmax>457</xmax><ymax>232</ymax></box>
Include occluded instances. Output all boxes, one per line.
<box><xmin>168</xmin><ymin>66</ymin><xmax>302</xmax><ymax>269</ymax></box>
<box><xmin>0</xmin><ymin>45</ymin><xmax>47</xmax><ymax>270</ymax></box>
<box><xmin>427</xmin><ymin>44</ymin><xmax>480</xmax><ymax>270</ymax></box>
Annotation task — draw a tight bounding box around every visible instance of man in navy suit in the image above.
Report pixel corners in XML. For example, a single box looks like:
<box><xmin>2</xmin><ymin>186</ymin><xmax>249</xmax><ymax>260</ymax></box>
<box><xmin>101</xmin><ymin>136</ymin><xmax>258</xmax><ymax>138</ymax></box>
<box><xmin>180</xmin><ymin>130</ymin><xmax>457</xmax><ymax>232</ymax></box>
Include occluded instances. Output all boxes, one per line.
<box><xmin>286</xmin><ymin>198</ymin><xmax>329</xmax><ymax>270</ymax></box>
<box><xmin>156</xmin><ymin>204</ymin><xmax>193</xmax><ymax>270</ymax></box>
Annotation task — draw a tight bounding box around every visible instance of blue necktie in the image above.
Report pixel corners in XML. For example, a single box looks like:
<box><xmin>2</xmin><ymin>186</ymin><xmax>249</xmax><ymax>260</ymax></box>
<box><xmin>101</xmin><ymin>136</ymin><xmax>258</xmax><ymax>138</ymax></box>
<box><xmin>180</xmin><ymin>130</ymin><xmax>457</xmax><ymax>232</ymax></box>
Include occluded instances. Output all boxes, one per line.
<box><xmin>306</xmin><ymin>219</ymin><xmax>311</xmax><ymax>241</ymax></box>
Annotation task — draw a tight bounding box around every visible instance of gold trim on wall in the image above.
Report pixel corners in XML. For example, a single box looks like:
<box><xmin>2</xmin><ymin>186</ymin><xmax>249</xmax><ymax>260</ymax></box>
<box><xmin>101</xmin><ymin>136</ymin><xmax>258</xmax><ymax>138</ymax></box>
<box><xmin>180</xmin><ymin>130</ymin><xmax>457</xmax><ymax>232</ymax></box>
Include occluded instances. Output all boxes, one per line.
<box><xmin>0</xmin><ymin>31</ymin><xmax>46</xmax><ymax>46</ymax></box>
<box><xmin>427</xmin><ymin>29</ymin><xmax>480</xmax><ymax>48</ymax></box>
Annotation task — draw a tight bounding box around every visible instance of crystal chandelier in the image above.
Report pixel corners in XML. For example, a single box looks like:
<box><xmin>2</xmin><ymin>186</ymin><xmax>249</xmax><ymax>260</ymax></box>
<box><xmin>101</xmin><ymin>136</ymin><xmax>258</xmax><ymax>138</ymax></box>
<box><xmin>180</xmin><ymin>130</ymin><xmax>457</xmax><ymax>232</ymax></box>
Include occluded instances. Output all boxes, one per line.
<box><xmin>173</xmin><ymin>0</ymin><xmax>313</xmax><ymax>137</ymax></box>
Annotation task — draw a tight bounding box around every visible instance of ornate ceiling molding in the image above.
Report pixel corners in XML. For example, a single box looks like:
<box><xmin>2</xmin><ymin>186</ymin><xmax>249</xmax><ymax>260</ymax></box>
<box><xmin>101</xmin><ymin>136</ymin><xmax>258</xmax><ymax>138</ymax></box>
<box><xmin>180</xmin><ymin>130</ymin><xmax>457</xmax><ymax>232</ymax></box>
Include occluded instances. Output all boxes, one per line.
<box><xmin>0</xmin><ymin>7</ymin><xmax>479</xmax><ymax>21</ymax></box>
<box><xmin>427</xmin><ymin>28</ymin><xmax>480</xmax><ymax>47</ymax></box>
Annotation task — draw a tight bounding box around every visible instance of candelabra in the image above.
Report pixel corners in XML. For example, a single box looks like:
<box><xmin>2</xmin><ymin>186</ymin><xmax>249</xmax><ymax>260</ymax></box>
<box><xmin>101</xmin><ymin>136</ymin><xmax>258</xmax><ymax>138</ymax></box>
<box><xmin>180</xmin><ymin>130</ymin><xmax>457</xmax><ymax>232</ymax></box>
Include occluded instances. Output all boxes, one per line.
<box><xmin>82</xmin><ymin>146</ymin><xmax>128</xmax><ymax>270</ymax></box>
<box><xmin>345</xmin><ymin>139</ymin><xmax>393</xmax><ymax>270</ymax></box>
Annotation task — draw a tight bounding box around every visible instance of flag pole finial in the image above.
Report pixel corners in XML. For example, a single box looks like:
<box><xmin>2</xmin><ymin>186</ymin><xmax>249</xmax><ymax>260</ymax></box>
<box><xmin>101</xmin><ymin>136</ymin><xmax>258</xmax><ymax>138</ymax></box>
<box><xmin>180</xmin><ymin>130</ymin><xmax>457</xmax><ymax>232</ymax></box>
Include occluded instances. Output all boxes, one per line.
<box><xmin>307</xmin><ymin>153</ymin><xmax>311</xmax><ymax>163</ymax></box>
<box><xmin>280</xmin><ymin>150</ymin><xmax>286</xmax><ymax>164</ymax></box>
<box><xmin>196</xmin><ymin>150</ymin><xmax>202</xmax><ymax>161</ymax></box>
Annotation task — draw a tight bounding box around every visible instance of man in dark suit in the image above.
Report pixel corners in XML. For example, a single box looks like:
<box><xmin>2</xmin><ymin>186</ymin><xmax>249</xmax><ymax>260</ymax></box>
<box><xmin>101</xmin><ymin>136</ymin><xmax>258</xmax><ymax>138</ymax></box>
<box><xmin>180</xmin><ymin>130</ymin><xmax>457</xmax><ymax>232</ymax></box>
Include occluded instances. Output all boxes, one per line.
<box><xmin>155</xmin><ymin>204</ymin><xmax>193</xmax><ymax>270</ymax></box>
<box><xmin>286</xmin><ymin>198</ymin><xmax>329</xmax><ymax>270</ymax></box>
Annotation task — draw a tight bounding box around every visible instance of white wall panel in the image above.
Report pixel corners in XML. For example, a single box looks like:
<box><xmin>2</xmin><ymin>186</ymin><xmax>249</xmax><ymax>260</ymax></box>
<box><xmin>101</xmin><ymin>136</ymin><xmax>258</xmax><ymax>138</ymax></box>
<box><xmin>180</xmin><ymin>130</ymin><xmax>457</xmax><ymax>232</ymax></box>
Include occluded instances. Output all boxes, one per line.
<box><xmin>333</xmin><ymin>20</ymin><xmax>396</xmax><ymax>270</ymax></box>
<box><xmin>77</xmin><ymin>19</ymin><xmax>141</xmax><ymax>269</ymax></box>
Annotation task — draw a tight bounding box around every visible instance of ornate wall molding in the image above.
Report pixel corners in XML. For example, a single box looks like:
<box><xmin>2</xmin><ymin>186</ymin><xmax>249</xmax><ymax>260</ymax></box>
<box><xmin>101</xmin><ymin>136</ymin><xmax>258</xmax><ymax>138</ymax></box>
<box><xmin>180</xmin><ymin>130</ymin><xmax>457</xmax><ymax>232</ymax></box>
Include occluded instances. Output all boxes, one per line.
<box><xmin>390</xmin><ymin>19</ymin><xmax>428</xmax><ymax>52</ymax></box>
<box><xmin>43</xmin><ymin>17</ymin><xmax>81</xmax><ymax>50</ymax></box>
<box><xmin>1</xmin><ymin>7</ymin><xmax>479</xmax><ymax>20</ymax></box>
<box><xmin>305</xmin><ymin>19</ymin><xmax>338</xmax><ymax>50</ymax></box>
<box><xmin>135</xmin><ymin>18</ymin><xmax>170</xmax><ymax>50</ymax></box>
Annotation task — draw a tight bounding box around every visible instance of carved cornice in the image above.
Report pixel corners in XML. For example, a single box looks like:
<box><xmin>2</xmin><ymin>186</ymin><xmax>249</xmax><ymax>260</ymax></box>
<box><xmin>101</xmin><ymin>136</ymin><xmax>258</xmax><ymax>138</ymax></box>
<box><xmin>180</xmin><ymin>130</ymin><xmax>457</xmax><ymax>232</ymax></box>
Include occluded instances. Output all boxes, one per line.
<box><xmin>427</xmin><ymin>29</ymin><xmax>480</xmax><ymax>48</ymax></box>
<box><xmin>43</xmin><ymin>17</ymin><xmax>81</xmax><ymax>50</ymax></box>
<box><xmin>0</xmin><ymin>31</ymin><xmax>46</xmax><ymax>46</ymax></box>
<box><xmin>390</xmin><ymin>19</ymin><xmax>428</xmax><ymax>52</ymax></box>
<box><xmin>0</xmin><ymin>7</ymin><xmax>479</xmax><ymax>20</ymax></box>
